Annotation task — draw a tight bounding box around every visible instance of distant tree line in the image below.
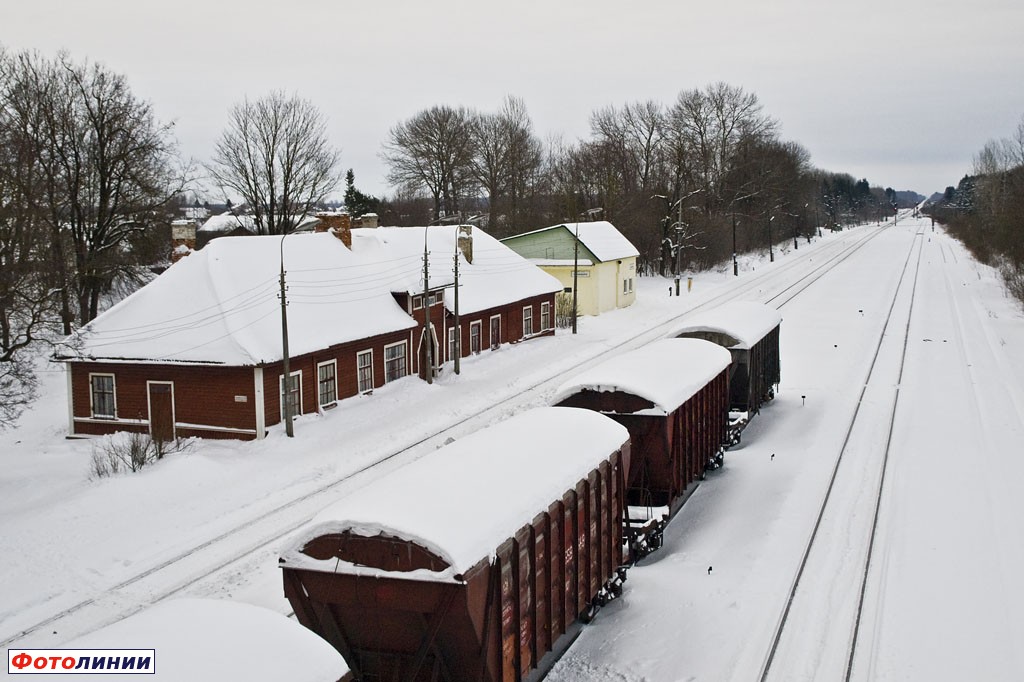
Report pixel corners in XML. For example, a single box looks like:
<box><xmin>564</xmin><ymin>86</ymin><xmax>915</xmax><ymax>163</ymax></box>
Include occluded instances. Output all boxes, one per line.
<box><xmin>925</xmin><ymin>115</ymin><xmax>1024</xmax><ymax>306</ymax></box>
<box><xmin>0</xmin><ymin>44</ymin><xmax>903</xmax><ymax>428</ymax></box>
<box><xmin>378</xmin><ymin>83</ymin><xmax>899</xmax><ymax>275</ymax></box>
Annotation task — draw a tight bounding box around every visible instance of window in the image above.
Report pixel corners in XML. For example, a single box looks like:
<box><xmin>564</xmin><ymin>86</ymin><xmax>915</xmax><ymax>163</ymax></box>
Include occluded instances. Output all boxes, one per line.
<box><xmin>317</xmin><ymin>361</ymin><xmax>338</xmax><ymax>408</ymax></box>
<box><xmin>356</xmin><ymin>350</ymin><xmax>373</xmax><ymax>393</ymax></box>
<box><xmin>384</xmin><ymin>342</ymin><xmax>407</xmax><ymax>383</ymax></box>
<box><xmin>489</xmin><ymin>315</ymin><xmax>501</xmax><ymax>350</ymax></box>
<box><xmin>90</xmin><ymin>374</ymin><xmax>116</xmax><ymax>418</ymax></box>
<box><xmin>279</xmin><ymin>370</ymin><xmax>302</xmax><ymax>420</ymax></box>
<box><xmin>470</xmin><ymin>321</ymin><xmax>482</xmax><ymax>354</ymax></box>
<box><xmin>628</xmin><ymin>278</ymin><xmax>634</xmax><ymax>293</ymax></box>
<box><xmin>541</xmin><ymin>302</ymin><xmax>551</xmax><ymax>331</ymax></box>
<box><xmin>429</xmin><ymin>292</ymin><xmax>442</xmax><ymax>306</ymax></box>
<box><xmin>623</xmin><ymin>279</ymin><xmax>628</xmax><ymax>294</ymax></box>
<box><xmin>447</xmin><ymin>326</ymin><xmax>459</xmax><ymax>362</ymax></box>
<box><xmin>412</xmin><ymin>295</ymin><xmax>423</xmax><ymax>310</ymax></box>
<box><xmin>523</xmin><ymin>306</ymin><xmax>534</xmax><ymax>337</ymax></box>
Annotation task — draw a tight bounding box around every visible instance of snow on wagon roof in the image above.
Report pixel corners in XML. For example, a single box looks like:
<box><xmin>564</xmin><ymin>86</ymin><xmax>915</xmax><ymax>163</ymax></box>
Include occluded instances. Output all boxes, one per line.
<box><xmin>281</xmin><ymin>407</ymin><xmax>629</xmax><ymax>581</ymax></box>
<box><xmin>64</xmin><ymin>598</ymin><xmax>348</xmax><ymax>681</ymax></box>
<box><xmin>552</xmin><ymin>338</ymin><xmax>732</xmax><ymax>415</ymax></box>
<box><xmin>59</xmin><ymin>233</ymin><xmax>416</xmax><ymax>365</ymax></box>
<box><xmin>669</xmin><ymin>301</ymin><xmax>782</xmax><ymax>350</ymax></box>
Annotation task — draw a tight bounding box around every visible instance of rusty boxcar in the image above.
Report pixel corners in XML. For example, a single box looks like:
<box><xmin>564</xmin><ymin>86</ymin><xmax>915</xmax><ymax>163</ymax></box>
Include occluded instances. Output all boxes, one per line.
<box><xmin>551</xmin><ymin>338</ymin><xmax>732</xmax><ymax>557</ymax></box>
<box><xmin>670</xmin><ymin>301</ymin><xmax>781</xmax><ymax>441</ymax></box>
<box><xmin>280</xmin><ymin>407</ymin><xmax>631</xmax><ymax>682</ymax></box>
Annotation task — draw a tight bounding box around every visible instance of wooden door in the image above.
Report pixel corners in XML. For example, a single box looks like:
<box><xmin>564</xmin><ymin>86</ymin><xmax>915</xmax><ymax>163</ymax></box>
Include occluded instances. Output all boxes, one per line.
<box><xmin>148</xmin><ymin>382</ymin><xmax>175</xmax><ymax>442</ymax></box>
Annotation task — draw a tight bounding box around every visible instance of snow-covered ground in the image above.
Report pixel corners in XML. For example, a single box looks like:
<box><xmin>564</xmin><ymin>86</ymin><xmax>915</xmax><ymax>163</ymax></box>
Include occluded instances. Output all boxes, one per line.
<box><xmin>3</xmin><ymin>216</ymin><xmax>1023</xmax><ymax>680</ymax></box>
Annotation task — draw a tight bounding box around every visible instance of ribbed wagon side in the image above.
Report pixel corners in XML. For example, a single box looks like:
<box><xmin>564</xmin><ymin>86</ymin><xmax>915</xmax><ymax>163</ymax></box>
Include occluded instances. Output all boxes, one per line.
<box><xmin>280</xmin><ymin>407</ymin><xmax>630</xmax><ymax>682</ymax></box>
<box><xmin>552</xmin><ymin>338</ymin><xmax>732</xmax><ymax>558</ymax></box>
<box><xmin>670</xmin><ymin>301</ymin><xmax>782</xmax><ymax>439</ymax></box>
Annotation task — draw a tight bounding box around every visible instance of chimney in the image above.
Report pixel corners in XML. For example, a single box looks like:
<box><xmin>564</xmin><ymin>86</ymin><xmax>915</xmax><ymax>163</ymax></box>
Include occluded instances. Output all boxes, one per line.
<box><xmin>360</xmin><ymin>213</ymin><xmax>379</xmax><ymax>229</ymax></box>
<box><xmin>457</xmin><ymin>224</ymin><xmax>473</xmax><ymax>264</ymax></box>
<box><xmin>170</xmin><ymin>220</ymin><xmax>196</xmax><ymax>263</ymax></box>
<box><xmin>315</xmin><ymin>212</ymin><xmax>352</xmax><ymax>248</ymax></box>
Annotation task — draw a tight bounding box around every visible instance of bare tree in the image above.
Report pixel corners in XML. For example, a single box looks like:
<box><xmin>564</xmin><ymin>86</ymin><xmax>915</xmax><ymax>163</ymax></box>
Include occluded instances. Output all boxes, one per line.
<box><xmin>0</xmin><ymin>49</ymin><xmax>185</xmax><ymax>331</ymax></box>
<box><xmin>0</xmin><ymin>50</ymin><xmax>51</xmax><ymax>426</ymax></box>
<box><xmin>209</xmin><ymin>91</ymin><xmax>340</xmax><ymax>235</ymax></box>
<box><xmin>471</xmin><ymin>96</ymin><xmax>543</xmax><ymax>235</ymax></box>
<box><xmin>382</xmin><ymin>105</ymin><xmax>476</xmax><ymax>221</ymax></box>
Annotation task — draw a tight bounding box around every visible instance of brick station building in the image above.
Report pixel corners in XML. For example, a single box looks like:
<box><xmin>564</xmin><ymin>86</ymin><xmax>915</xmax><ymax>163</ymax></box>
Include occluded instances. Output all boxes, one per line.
<box><xmin>57</xmin><ymin>219</ymin><xmax>561</xmax><ymax>441</ymax></box>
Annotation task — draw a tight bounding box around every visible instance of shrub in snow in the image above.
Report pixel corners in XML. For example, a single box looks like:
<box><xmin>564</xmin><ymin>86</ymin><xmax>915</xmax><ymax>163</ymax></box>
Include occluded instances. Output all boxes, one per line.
<box><xmin>1000</xmin><ymin>260</ymin><xmax>1024</xmax><ymax>311</ymax></box>
<box><xmin>555</xmin><ymin>292</ymin><xmax>574</xmax><ymax>328</ymax></box>
<box><xmin>89</xmin><ymin>432</ymin><xmax>191</xmax><ymax>478</ymax></box>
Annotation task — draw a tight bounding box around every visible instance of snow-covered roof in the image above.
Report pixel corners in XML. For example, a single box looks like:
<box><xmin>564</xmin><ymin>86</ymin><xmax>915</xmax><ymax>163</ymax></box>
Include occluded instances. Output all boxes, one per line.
<box><xmin>58</xmin><ymin>233</ymin><xmax>416</xmax><ymax>365</ymax></box>
<box><xmin>63</xmin><ymin>599</ymin><xmax>348</xmax><ymax>681</ymax></box>
<box><xmin>552</xmin><ymin>339</ymin><xmax>732</xmax><ymax>415</ymax></box>
<box><xmin>511</xmin><ymin>221</ymin><xmax>639</xmax><ymax>262</ymax></box>
<box><xmin>669</xmin><ymin>301</ymin><xmax>782</xmax><ymax>350</ymax></box>
<box><xmin>199</xmin><ymin>212</ymin><xmax>320</xmax><ymax>234</ymax></box>
<box><xmin>351</xmin><ymin>225</ymin><xmax>562</xmax><ymax>314</ymax></box>
<box><xmin>198</xmin><ymin>212</ymin><xmax>254</xmax><ymax>233</ymax></box>
<box><xmin>281</xmin><ymin>407</ymin><xmax>629</xmax><ymax>581</ymax></box>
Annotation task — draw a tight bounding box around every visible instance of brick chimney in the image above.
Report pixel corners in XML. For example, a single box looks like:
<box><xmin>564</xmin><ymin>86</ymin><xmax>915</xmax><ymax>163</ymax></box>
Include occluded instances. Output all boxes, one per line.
<box><xmin>315</xmin><ymin>212</ymin><xmax>352</xmax><ymax>248</ymax></box>
<box><xmin>170</xmin><ymin>220</ymin><xmax>196</xmax><ymax>263</ymax></box>
<box><xmin>457</xmin><ymin>224</ymin><xmax>473</xmax><ymax>264</ymax></box>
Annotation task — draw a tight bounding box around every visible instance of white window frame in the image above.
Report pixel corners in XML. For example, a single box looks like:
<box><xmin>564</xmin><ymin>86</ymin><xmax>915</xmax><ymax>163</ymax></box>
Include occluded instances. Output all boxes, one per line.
<box><xmin>628</xmin><ymin>277</ymin><xmax>634</xmax><ymax>293</ymax></box>
<box><xmin>412</xmin><ymin>295</ymin><xmax>424</xmax><ymax>310</ymax></box>
<box><xmin>89</xmin><ymin>373</ymin><xmax>117</xmax><ymax>419</ymax></box>
<box><xmin>317</xmin><ymin>360</ymin><xmax>338</xmax><ymax>410</ymax></box>
<box><xmin>523</xmin><ymin>305</ymin><xmax>534</xmax><ymax>337</ymax></box>
<box><xmin>541</xmin><ymin>301</ymin><xmax>551</xmax><ymax>331</ymax></box>
<box><xmin>356</xmin><ymin>349</ymin><xmax>374</xmax><ymax>394</ymax></box>
<box><xmin>279</xmin><ymin>370</ymin><xmax>303</xmax><ymax>421</ymax></box>
<box><xmin>623</xmin><ymin>279</ymin><xmax>628</xmax><ymax>294</ymax></box>
<box><xmin>489</xmin><ymin>314</ymin><xmax>501</xmax><ymax>350</ymax></box>
<box><xmin>470</xmin><ymin>320</ymin><xmax>482</xmax><ymax>354</ymax></box>
<box><xmin>447</xmin><ymin>325</ymin><xmax>460</xmax><ymax>363</ymax></box>
<box><xmin>384</xmin><ymin>341</ymin><xmax>408</xmax><ymax>383</ymax></box>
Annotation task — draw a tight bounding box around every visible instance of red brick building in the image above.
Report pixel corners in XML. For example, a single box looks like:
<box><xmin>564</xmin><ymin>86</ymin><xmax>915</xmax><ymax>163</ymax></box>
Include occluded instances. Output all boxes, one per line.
<box><xmin>58</xmin><ymin>224</ymin><xmax>560</xmax><ymax>440</ymax></box>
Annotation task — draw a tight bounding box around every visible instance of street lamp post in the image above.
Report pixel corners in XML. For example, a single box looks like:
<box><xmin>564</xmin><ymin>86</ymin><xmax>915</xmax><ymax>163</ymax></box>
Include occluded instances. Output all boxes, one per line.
<box><xmin>768</xmin><ymin>215</ymin><xmax>776</xmax><ymax>262</ymax></box>
<box><xmin>732</xmin><ymin>210</ymin><xmax>738</xmax><ymax>276</ymax></box>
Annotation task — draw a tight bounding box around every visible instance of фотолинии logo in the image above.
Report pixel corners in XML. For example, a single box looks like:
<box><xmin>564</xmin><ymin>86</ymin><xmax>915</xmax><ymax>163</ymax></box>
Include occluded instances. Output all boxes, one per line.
<box><xmin>8</xmin><ymin>649</ymin><xmax>155</xmax><ymax>675</ymax></box>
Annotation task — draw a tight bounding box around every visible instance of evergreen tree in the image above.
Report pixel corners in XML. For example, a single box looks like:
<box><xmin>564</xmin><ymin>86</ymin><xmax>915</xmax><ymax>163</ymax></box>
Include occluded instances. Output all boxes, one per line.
<box><xmin>343</xmin><ymin>169</ymin><xmax>380</xmax><ymax>217</ymax></box>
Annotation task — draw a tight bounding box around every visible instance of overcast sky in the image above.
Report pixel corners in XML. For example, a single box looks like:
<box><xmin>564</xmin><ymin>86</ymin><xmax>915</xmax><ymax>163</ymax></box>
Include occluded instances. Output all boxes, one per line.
<box><xmin>4</xmin><ymin>0</ymin><xmax>1022</xmax><ymax>199</ymax></box>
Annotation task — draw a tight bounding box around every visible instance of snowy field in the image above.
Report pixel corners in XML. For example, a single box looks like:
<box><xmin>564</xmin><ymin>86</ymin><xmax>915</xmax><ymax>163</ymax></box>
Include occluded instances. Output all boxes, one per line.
<box><xmin>3</xmin><ymin>216</ymin><xmax>1023</xmax><ymax>680</ymax></box>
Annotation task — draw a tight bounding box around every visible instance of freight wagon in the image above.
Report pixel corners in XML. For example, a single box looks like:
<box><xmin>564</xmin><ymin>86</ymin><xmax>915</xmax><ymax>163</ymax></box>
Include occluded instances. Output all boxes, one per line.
<box><xmin>280</xmin><ymin>407</ymin><xmax>631</xmax><ymax>682</ymax></box>
<box><xmin>670</xmin><ymin>300</ymin><xmax>781</xmax><ymax>442</ymax></box>
<box><xmin>552</xmin><ymin>338</ymin><xmax>732</xmax><ymax>557</ymax></box>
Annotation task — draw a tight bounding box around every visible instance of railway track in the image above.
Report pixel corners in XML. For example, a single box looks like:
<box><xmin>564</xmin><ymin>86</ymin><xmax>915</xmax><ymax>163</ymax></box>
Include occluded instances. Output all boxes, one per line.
<box><xmin>1</xmin><ymin>220</ymin><xmax>894</xmax><ymax>650</ymax></box>
<box><xmin>758</xmin><ymin>221</ymin><xmax>925</xmax><ymax>682</ymax></box>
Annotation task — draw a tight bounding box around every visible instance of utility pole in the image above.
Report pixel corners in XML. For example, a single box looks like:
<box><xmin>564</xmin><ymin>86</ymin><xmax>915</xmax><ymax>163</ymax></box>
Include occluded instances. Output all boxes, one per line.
<box><xmin>768</xmin><ymin>215</ymin><xmax>775</xmax><ymax>263</ymax></box>
<box><xmin>572</xmin><ymin>223</ymin><xmax>580</xmax><ymax>335</ymax></box>
<box><xmin>279</xmin><ymin>234</ymin><xmax>294</xmax><ymax>437</ymax></box>
<box><xmin>422</xmin><ymin>231</ymin><xmax>433</xmax><ymax>384</ymax></box>
<box><xmin>453</xmin><ymin>242</ymin><xmax>461</xmax><ymax>375</ymax></box>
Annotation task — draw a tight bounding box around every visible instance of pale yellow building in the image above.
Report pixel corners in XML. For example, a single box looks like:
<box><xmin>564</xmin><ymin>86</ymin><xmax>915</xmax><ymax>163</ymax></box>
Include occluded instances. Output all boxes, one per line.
<box><xmin>500</xmin><ymin>221</ymin><xmax>639</xmax><ymax>316</ymax></box>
